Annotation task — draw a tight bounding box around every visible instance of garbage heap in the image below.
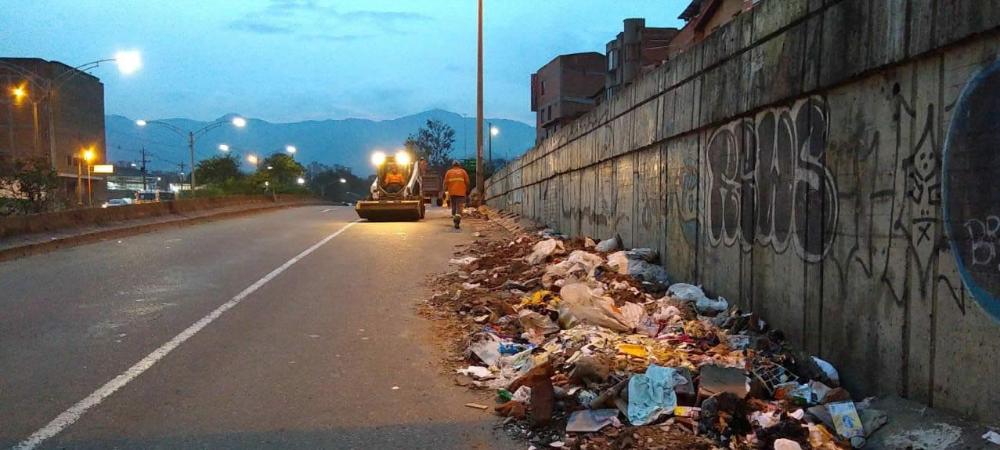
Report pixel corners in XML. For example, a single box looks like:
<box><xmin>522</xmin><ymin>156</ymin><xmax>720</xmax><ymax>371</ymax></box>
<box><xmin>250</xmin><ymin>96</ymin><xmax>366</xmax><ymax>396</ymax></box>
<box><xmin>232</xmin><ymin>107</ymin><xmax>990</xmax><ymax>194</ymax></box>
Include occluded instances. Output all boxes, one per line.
<box><xmin>426</xmin><ymin>225</ymin><xmax>888</xmax><ymax>450</ymax></box>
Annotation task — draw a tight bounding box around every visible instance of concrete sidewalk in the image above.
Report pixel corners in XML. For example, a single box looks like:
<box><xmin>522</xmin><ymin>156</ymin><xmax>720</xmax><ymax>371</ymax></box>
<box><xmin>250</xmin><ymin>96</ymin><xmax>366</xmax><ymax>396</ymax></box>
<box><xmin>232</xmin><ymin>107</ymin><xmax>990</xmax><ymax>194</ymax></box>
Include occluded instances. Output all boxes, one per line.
<box><xmin>0</xmin><ymin>199</ymin><xmax>323</xmax><ymax>261</ymax></box>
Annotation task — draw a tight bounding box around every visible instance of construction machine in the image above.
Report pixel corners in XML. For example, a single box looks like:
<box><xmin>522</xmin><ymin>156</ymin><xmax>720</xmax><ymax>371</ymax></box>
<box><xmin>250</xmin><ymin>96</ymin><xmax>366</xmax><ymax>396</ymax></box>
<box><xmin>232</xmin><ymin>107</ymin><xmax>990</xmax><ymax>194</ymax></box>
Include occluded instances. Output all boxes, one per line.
<box><xmin>355</xmin><ymin>150</ymin><xmax>425</xmax><ymax>221</ymax></box>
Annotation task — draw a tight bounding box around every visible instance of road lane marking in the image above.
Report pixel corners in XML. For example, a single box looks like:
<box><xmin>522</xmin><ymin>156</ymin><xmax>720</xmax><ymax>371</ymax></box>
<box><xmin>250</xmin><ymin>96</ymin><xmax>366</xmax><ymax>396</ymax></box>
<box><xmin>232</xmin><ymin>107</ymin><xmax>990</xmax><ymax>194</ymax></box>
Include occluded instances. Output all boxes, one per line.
<box><xmin>14</xmin><ymin>220</ymin><xmax>360</xmax><ymax>450</ymax></box>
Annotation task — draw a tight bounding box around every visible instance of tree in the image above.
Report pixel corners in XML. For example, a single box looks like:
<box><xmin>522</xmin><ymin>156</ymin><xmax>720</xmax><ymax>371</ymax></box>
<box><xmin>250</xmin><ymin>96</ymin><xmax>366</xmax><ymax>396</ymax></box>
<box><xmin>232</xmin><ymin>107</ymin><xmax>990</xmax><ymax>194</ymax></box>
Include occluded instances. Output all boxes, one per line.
<box><xmin>0</xmin><ymin>157</ymin><xmax>59</xmax><ymax>215</ymax></box>
<box><xmin>195</xmin><ymin>154</ymin><xmax>242</xmax><ymax>185</ymax></box>
<box><xmin>404</xmin><ymin>119</ymin><xmax>456</xmax><ymax>168</ymax></box>
<box><xmin>257</xmin><ymin>152</ymin><xmax>305</xmax><ymax>191</ymax></box>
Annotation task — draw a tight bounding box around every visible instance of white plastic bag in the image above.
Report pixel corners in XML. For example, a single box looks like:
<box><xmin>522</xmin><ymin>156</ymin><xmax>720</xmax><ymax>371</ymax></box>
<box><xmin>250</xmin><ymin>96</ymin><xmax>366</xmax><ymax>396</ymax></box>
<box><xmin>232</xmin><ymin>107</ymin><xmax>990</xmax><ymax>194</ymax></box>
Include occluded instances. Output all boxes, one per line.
<box><xmin>558</xmin><ymin>283</ymin><xmax>630</xmax><ymax>332</ymax></box>
<box><xmin>526</xmin><ymin>239</ymin><xmax>565</xmax><ymax>265</ymax></box>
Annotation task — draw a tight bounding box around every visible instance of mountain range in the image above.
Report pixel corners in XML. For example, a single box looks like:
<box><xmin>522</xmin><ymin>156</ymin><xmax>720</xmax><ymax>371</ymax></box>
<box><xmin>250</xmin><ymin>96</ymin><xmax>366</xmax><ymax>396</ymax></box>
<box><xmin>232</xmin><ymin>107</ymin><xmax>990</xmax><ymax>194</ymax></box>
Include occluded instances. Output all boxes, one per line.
<box><xmin>105</xmin><ymin>110</ymin><xmax>536</xmax><ymax>175</ymax></box>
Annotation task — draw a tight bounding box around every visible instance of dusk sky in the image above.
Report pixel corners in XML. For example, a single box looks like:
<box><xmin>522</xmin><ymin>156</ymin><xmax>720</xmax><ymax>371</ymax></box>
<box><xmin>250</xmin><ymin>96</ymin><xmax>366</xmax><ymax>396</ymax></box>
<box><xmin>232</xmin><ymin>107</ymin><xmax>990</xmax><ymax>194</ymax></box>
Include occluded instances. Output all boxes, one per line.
<box><xmin>1</xmin><ymin>1</ymin><xmax>686</xmax><ymax>125</ymax></box>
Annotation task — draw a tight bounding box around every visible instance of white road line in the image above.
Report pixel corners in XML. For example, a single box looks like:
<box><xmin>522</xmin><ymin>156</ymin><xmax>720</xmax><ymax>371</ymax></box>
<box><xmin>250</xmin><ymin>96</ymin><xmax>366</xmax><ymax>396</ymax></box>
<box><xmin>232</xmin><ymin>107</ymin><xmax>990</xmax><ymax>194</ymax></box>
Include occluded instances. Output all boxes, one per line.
<box><xmin>14</xmin><ymin>220</ymin><xmax>360</xmax><ymax>450</ymax></box>
<box><xmin>320</xmin><ymin>208</ymin><xmax>336</xmax><ymax>212</ymax></box>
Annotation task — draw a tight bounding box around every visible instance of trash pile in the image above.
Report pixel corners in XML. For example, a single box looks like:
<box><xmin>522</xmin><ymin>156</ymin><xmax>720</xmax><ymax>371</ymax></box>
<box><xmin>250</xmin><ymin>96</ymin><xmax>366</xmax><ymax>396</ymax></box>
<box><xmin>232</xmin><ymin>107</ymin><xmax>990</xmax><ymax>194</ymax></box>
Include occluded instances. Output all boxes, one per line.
<box><xmin>424</xmin><ymin>216</ymin><xmax>888</xmax><ymax>450</ymax></box>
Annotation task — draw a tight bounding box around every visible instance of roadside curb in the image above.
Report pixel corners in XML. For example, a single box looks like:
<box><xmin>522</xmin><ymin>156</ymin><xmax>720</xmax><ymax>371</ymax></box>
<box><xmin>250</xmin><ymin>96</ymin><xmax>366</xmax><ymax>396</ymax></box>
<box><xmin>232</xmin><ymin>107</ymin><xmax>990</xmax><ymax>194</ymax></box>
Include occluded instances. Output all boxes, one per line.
<box><xmin>0</xmin><ymin>201</ymin><xmax>326</xmax><ymax>262</ymax></box>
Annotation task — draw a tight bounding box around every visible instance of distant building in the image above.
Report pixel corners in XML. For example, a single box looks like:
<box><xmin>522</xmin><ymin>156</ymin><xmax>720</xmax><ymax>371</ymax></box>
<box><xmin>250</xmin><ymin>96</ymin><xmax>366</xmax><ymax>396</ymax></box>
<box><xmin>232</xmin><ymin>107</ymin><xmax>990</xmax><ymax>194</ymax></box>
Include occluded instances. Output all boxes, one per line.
<box><xmin>605</xmin><ymin>19</ymin><xmax>679</xmax><ymax>100</ymax></box>
<box><xmin>530</xmin><ymin>52</ymin><xmax>607</xmax><ymax>144</ymax></box>
<box><xmin>0</xmin><ymin>57</ymin><xmax>106</xmax><ymax>201</ymax></box>
<box><xmin>670</xmin><ymin>0</ymin><xmax>757</xmax><ymax>54</ymax></box>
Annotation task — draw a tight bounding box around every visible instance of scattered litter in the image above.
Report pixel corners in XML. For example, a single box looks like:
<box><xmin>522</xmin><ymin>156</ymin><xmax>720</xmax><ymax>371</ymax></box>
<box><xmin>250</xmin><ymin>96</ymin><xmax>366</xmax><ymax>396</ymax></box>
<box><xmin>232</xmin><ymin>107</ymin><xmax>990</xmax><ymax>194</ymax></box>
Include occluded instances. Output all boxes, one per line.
<box><xmin>558</xmin><ymin>282</ymin><xmax>631</xmax><ymax>332</ymax></box>
<box><xmin>422</xmin><ymin>212</ymin><xmax>882</xmax><ymax>449</ymax></box>
<box><xmin>457</xmin><ymin>366</ymin><xmax>495</xmax><ymax>380</ymax></box>
<box><xmin>449</xmin><ymin>256</ymin><xmax>479</xmax><ymax>266</ymax></box>
<box><xmin>983</xmin><ymin>430</ymin><xmax>1000</xmax><ymax>445</ymax></box>
<box><xmin>607</xmin><ymin>251</ymin><xmax>670</xmax><ymax>285</ymax></box>
<box><xmin>627</xmin><ymin>364</ymin><xmax>684</xmax><ymax>426</ymax></box>
<box><xmin>827</xmin><ymin>401</ymin><xmax>864</xmax><ymax>441</ymax></box>
<box><xmin>391</xmin><ymin>386</ymin><xmax>400</xmax><ymax>390</ymax></box>
<box><xmin>774</xmin><ymin>438</ymin><xmax>804</xmax><ymax>450</ymax></box>
<box><xmin>566</xmin><ymin>409</ymin><xmax>620</xmax><ymax>432</ymax></box>
<box><xmin>526</xmin><ymin>239</ymin><xmax>565</xmax><ymax>265</ymax></box>
<box><xmin>595</xmin><ymin>235</ymin><xmax>621</xmax><ymax>252</ymax></box>
<box><xmin>812</xmin><ymin>356</ymin><xmax>840</xmax><ymax>385</ymax></box>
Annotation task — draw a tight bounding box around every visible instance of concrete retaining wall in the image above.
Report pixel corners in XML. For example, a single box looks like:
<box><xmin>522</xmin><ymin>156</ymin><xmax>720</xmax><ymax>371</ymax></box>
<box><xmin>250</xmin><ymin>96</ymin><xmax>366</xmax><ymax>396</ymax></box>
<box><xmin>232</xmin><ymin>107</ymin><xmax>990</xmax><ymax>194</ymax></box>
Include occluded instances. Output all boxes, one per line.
<box><xmin>0</xmin><ymin>195</ymin><xmax>309</xmax><ymax>238</ymax></box>
<box><xmin>486</xmin><ymin>0</ymin><xmax>1000</xmax><ymax>422</ymax></box>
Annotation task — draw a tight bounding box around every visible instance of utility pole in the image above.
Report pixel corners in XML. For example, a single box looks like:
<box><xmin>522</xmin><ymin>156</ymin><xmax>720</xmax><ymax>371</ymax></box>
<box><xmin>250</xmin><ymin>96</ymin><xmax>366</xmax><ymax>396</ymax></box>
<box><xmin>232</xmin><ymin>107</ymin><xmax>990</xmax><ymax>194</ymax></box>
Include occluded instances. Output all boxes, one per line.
<box><xmin>140</xmin><ymin>145</ymin><xmax>150</xmax><ymax>191</ymax></box>
<box><xmin>488</xmin><ymin>121</ymin><xmax>493</xmax><ymax>166</ymax></box>
<box><xmin>188</xmin><ymin>131</ymin><xmax>196</xmax><ymax>195</ymax></box>
<box><xmin>476</xmin><ymin>0</ymin><xmax>484</xmax><ymax>206</ymax></box>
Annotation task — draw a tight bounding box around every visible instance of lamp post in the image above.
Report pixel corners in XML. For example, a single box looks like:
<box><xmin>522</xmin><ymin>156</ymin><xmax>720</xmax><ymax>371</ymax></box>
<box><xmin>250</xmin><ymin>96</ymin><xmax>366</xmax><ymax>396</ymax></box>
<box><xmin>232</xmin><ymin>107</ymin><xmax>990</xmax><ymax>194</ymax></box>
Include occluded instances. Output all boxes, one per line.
<box><xmin>79</xmin><ymin>147</ymin><xmax>95</xmax><ymax>207</ymax></box>
<box><xmin>247</xmin><ymin>154</ymin><xmax>259</xmax><ymax>171</ymax></box>
<box><xmin>136</xmin><ymin>116</ymin><xmax>246</xmax><ymax>194</ymax></box>
<box><xmin>0</xmin><ymin>51</ymin><xmax>141</xmax><ymax>170</ymax></box>
<box><xmin>475</xmin><ymin>0</ymin><xmax>484</xmax><ymax>206</ymax></box>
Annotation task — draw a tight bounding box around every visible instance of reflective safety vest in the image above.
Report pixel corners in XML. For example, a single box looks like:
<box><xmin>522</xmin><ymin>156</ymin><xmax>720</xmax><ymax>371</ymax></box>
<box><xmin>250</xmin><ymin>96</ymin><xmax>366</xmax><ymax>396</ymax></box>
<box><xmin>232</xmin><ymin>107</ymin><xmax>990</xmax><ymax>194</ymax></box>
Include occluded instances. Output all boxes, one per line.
<box><xmin>444</xmin><ymin>167</ymin><xmax>470</xmax><ymax>197</ymax></box>
<box><xmin>385</xmin><ymin>171</ymin><xmax>405</xmax><ymax>184</ymax></box>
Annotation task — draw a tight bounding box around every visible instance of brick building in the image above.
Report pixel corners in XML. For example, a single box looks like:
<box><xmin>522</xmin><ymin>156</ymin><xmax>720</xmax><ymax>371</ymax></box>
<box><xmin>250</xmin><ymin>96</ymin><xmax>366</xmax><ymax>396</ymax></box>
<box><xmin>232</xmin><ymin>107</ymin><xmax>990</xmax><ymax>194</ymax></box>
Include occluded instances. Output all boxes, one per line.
<box><xmin>605</xmin><ymin>18</ymin><xmax>679</xmax><ymax>100</ymax></box>
<box><xmin>530</xmin><ymin>52</ymin><xmax>606</xmax><ymax>144</ymax></box>
<box><xmin>0</xmin><ymin>57</ymin><xmax>106</xmax><ymax>202</ymax></box>
<box><xmin>669</xmin><ymin>0</ymin><xmax>758</xmax><ymax>54</ymax></box>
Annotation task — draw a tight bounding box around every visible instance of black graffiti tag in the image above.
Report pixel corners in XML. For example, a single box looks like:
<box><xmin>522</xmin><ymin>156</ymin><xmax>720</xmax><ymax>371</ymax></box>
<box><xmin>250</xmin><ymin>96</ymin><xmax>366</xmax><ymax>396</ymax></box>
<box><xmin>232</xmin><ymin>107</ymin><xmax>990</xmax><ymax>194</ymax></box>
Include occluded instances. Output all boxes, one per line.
<box><xmin>706</xmin><ymin>96</ymin><xmax>838</xmax><ymax>262</ymax></box>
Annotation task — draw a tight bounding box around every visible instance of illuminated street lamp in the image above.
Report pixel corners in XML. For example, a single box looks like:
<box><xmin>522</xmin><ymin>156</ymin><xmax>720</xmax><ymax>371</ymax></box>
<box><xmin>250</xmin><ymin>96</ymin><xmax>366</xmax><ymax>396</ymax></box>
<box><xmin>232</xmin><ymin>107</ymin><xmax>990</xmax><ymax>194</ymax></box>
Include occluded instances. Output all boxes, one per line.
<box><xmin>286</xmin><ymin>145</ymin><xmax>297</xmax><ymax>155</ymax></box>
<box><xmin>297</xmin><ymin>177</ymin><xmax>305</xmax><ymax>185</ymax></box>
<box><xmin>0</xmin><ymin>52</ymin><xmax>142</xmax><ymax>169</ymax></box>
<box><xmin>339</xmin><ymin>178</ymin><xmax>347</xmax><ymax>184</ymax></box>
<box><xmin>136</xmin><ymin>115</ymin><xmax>247</xmax><ymax>193</ymax></box>
<box><xmin>76</xmin><ymin>146</ymin><xmax>97</xmax><ymax>206</ymax></box>
<box><xmin>247</xmin><ymin>154</ymin><xmax>259</xmax><ymax>169</ymax></box>
<box><xmin>487</xmin><ymin>122</ymin><xmax>499</xmax><ymax>164</ymax></box>
<box><xmin>218</xmin><ymin>144</ymin><xmax>230</xmax><ymax>152</ymax></box>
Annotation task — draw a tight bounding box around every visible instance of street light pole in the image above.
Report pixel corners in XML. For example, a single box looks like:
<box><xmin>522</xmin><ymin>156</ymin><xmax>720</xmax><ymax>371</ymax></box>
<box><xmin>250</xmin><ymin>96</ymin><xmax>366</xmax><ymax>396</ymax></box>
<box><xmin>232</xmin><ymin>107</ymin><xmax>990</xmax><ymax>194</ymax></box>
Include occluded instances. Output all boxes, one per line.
<box><xmin>87</xmin><ymin>160</ymin><xmax>92</xmax><ymax>207</ymax></box>
<box><xmin>76</xmin><ymin>152</ymin><xmax>82</xmax><ymax>205</ymax></box>
<box><xmin>476</xmin><ymin>0</ymin><xmax>484</xmax><ymax>206</ymax></box>
<box><xmin>488</xmin><ymin>121</ymin><xmax>492</xmax><ymax>166</ymax></box>
<box><xmin>136</xmin><ymin>116</ymin><xmax>246</xmax><ymax>194</ymax></box>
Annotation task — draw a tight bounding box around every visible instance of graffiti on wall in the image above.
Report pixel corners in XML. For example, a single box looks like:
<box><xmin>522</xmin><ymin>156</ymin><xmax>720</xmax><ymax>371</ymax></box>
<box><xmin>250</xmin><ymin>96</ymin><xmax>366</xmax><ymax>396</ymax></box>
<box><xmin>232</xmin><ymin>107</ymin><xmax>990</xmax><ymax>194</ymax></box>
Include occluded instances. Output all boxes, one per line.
<box><xmin>943</xmin><ymin>59</ymin><xmax>1000</xmax><ymax>321</ymax></box>
<box><xmin>704</xmin><ymin>96</ymin><xmax>839</xmax><ymax>263</ymax></box>
<box><xmin>820</xmin><ymin>69</ymin><xmax>984</xmax><ymax>319</ymax></box>
<box><xmin>676</xmin><ymin>154</ymin><xmax>699</xmax><ymax>245</ymax></box>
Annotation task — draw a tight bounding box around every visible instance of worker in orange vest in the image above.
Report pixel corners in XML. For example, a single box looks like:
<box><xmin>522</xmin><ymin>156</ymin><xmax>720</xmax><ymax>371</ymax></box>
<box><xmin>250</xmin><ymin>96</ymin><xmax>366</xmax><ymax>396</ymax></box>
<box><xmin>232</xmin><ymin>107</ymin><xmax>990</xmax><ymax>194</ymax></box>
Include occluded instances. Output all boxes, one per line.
<box><xmin>443</xmin><ymin>160</ymin><xmax>470</xmax><ymax>229</ymax></box>
<box><xmin>384</xmin><ymin>163</ymin><xmax>406</xmax><ymax>189</ymax></box>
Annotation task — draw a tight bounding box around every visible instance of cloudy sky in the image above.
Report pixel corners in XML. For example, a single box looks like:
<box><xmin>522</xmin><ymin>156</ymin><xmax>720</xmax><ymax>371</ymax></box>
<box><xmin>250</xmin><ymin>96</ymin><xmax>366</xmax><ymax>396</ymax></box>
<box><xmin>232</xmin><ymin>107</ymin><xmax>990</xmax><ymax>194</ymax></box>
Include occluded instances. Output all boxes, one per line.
<box><xmin>1</xmin><ymin>0</ymin><xmax>686</xmax><ymax>124</ymax></box>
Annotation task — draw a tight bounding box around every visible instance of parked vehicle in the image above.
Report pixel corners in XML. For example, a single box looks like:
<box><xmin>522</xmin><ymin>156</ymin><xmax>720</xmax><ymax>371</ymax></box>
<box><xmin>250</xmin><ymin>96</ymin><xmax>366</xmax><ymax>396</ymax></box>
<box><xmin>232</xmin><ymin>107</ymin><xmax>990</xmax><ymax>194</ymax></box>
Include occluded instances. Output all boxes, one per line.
<box><xmin>101</xmin><ymin>198</ymin><xmax>131</xmax><ymax>208</ymax></box>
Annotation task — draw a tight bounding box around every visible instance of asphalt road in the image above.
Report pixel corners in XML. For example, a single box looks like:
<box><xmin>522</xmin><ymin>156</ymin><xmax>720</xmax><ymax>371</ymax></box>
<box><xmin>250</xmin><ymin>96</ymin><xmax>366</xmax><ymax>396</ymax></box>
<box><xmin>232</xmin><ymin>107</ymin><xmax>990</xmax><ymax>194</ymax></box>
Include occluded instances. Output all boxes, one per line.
<box><xmin>0</xmin><ymin>206</ymin><xmax>516</xmax><ymax>449</ymax></box>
